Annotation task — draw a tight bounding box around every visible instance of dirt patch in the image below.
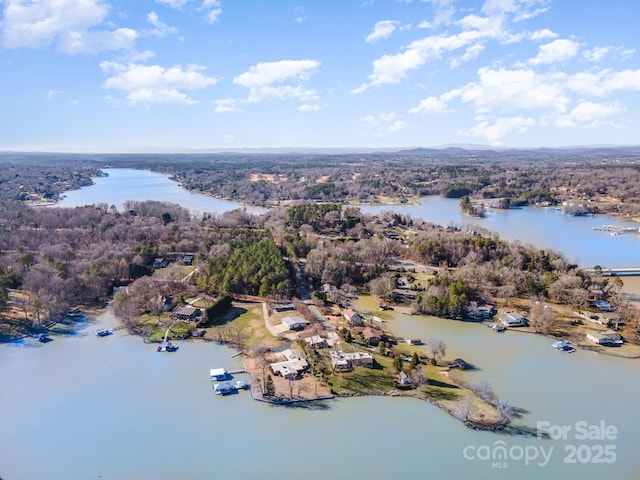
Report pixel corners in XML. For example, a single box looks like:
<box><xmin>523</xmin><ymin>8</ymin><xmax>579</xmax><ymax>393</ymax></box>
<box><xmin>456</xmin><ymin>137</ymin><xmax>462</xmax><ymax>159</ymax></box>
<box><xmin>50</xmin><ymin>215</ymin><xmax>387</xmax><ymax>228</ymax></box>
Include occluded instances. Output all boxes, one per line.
<box><xmin>244</xmin><ymin>355</ymin><xmax>332</xmax><ymax>402</ymax></box>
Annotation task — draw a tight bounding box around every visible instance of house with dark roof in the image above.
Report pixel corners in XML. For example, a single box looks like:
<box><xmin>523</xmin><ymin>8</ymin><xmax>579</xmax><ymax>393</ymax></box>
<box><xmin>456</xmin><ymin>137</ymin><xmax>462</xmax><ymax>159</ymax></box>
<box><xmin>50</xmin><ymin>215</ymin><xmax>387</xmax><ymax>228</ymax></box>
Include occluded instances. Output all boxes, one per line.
<box><xmin>361</xmin><ymin>326</ymin><xmax>384</xmax><ymax>346</ymax></box>
<box><xmin>173</xmin><ymin>305</ymin><xmax>202</xmax><ymax>322</ymax></box>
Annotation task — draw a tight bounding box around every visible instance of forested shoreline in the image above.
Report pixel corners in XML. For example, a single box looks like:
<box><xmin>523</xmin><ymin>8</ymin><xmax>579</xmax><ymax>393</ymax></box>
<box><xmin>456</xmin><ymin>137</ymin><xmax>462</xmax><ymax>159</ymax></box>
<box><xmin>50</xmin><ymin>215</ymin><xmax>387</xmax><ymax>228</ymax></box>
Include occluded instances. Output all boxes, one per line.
<box><xmin>2</xmin><ymin>149</ymin><xmax>640</xmax><ymax>217</ymax></box>
<box><xmin>0</xmin><ymin>151</ymin><xmax>638</xmax><ymax>345</ymax></box>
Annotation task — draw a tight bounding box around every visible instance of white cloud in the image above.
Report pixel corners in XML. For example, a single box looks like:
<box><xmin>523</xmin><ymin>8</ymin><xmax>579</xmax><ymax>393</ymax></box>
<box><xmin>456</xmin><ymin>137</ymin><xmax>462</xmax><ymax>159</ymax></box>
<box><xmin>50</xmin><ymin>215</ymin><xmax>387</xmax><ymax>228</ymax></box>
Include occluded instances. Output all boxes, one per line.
<box><xmin>147</xmin><ymin>11</ymin><xmax>177</xmax><ymax>37</ymax></box>
<box><xmin>353</xmin><ymin>8</ymin><xmax>516</xmax><ymax>92</ymax></box>
<box><xmin>481</xmin><ymin>0</ymin><xmax>549</xmax><ymax>17</ymax></box>
<box><xmin>101</xmin><ymin>62</ymin><xmax>217</xmax><ymax>105</ymax></box>
<box><xmin>468</xmin><ymin>116</ymin><xmax>536</xmax><ymax>145</ymax></box>
<box><xmin>459</xmin><ymin>67</ymin><xmax>569</xmax><ymax>113</ymax></box>
<box><xmin>1</xmin><ymin>0</ymin><xmax>137</xmax><ymax>53</ymax></box>
<box><xmin>389</xmin><ymin>120</ymin><xmax>407</xmax><ymax>131</ymax></box>
<box><xmin>527</xmin><ymin>38</ymin><xmax>580</xmax><ymax>65</ymax></box>
<box><xmin>213</xmin><ymin>98</ymin><xmax>239</xmax><ymax>113</ymax></box>
<box><xmin>514</xmin><ymin>7</ymin><xmax>549</xmax><ymax>22</ymax></box>
<box><xmin>530</xmin><ymin>28</ymin><xmax>557</xmax><ymax>41</ymax></box>
<box><xmin>155</xmin><ymin>0</ymin><xmax>190</xmax><ymax>8</ymax></box>
<box><xmin>366</xmin><ymin>20</ymin><xmax>399</xmax><ymax>44</ymax></box>
<box><xmin>362</xmin><ymin>112</ymin><xmax>406</xmax><ymax>131</ymax></box>
<box><xmin>46</xmin><ymin>89</ymin><xmax>62</xmax><ymax>100</ymax></box>
<box><xmin>555</xmin><ymin>101</ymin><xmax>624</xmax><ymax>128</ymax></box>
<box><xmin>411</xmin><ymin>64</ymin><xmax>640</xmax><ymax>144</ymax></box>
<box><xmin>59</xmin><ymin>28</ymin><xmax>137</xmax><ymax>54</ymax></box>
<box><xmin>153</xmin><ymin>0</ymin><xmax>222</xmax><ymax>23</ymax></box>
<box><xmin>204</xmin><ymin>7</ymin><xmax>222</xmax><ymax>24</ymax></box>
<box><xmin>298</xmin><ymin>103</ymin><xmax>321</xmax><ymax>112</ymax></box>
<box><xmin>408</xmin><ymin>95</ymin><xmax>451</xmax><ymax>114</ymax></box>
<box><xmin>362</xmin><ymin>115</ymin><xmax>378</xmax><ymax>126</ymax></box>
<box><xmin>233</xmin><ymin>59</ymin><xmax>320</xmax><ymax>103</ymax></box>
<box><xmin>234</xmin><ymin>60</ymin><xmax>319</xmax><ymax>87</ymax></box>
<box><xmin>450</xmin><ymin>43</ymin><xmax>484</xmax><ymax>67</ymax></box>
<box><xmin>564</xmin><ymin>69</ymin><xmax>640</xmax><ymax>97</ymax></box>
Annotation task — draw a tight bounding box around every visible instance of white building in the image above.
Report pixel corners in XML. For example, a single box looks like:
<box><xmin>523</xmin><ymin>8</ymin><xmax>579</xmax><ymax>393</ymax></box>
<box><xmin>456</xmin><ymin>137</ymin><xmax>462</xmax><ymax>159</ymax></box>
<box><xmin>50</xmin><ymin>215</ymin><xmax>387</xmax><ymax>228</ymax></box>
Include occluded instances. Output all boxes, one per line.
<box><xmin>281</xmin><ymin>316</ymin><xmax>310</xmax><ymax>331</ymax></box>
<box><xmin>329</xmin><ymin>350</ymin><xmax>374</xmax><ymax>372</ymax></box>
<box><xmin>270</xmin><ymin>349</ymin><xmax>309</xmax><ymax>379</ymax></box>
<box><xmin>586</xmin><ymin>331</ymin><xmax>623</xmax><ymax>346</ymax></box>
<box><xmin>499</xmin><ymin>311</ymin><xmax>527</xmax><ymax>327</ymax></box>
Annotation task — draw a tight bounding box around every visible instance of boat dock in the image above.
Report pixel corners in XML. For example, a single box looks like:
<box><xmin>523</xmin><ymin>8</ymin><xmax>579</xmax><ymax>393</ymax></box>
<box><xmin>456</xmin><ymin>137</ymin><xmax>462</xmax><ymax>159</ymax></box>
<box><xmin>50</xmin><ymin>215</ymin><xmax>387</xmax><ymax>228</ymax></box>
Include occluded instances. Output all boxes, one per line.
<box><xmin>213</xmin><ymin>380</ymin><xmax>250</xmax><ymax>395</ymax></box>
<box><xmin>210</xmin><ymin>366</ymin><xmax>250</xmax><ymax>395</ymax></box>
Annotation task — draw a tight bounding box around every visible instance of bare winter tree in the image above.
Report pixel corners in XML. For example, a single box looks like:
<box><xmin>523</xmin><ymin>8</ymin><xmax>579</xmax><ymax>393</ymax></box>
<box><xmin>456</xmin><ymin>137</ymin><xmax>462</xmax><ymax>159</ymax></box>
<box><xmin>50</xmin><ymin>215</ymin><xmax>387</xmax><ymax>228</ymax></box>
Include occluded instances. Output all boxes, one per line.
<box><xmin>424</xmin><ymin>337</ymin><xmax>447</xmax><ymax>365</ymax></box>
<box><xmin>529</xmin><ymin>300</ymin><xmax>556</xmax><ymax>335</ymax></box>
<box><xmin>468</xmin><ymin>379</ymin><xmax>495</xmax><ymax>403</ymax></box>
<box><xmin>454</xmin><ymin>396</ymin><xmax>475</xmax><ymax>422</ymax></box>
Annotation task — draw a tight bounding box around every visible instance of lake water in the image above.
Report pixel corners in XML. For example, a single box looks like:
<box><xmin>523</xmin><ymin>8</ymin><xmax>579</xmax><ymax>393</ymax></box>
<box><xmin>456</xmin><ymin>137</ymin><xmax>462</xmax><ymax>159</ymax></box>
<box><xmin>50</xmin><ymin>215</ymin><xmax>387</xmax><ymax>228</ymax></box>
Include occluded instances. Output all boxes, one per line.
<box><xmin>3</xmin><ymin>168</ymin><xmax>640</xmax><ymax>479</ymax></box>
<box><xmin>359</xmin><ymin>198</ymin><xmax>640</xmax><ymax>269</ymax></box>
<box><xmin>56</xmin><ymin>168</ymin><xmax>264</xmax><ymax>216</ymax></box>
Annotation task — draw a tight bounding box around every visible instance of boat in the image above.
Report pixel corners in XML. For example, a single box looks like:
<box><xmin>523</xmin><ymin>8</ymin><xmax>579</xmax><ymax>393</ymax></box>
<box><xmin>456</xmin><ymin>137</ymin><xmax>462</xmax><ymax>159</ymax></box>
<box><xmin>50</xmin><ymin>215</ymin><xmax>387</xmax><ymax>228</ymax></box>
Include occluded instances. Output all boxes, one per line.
<box><xmin>214</xmin><ymin>382</ymin><xmax>234</xmax><ymax>395</ymax></box>
<box><xmin>157</xmin><ymin>341</ymin><xmax>179</xmax><ymax>352</ymax></box>
<box><xmin>491</xmin><ymin>324</ymin><xmax>505</xmax><ymax>332</ymax></box>
<box><xmin>552</xmin><ymin>341</ymin><xmax>576</xmax><ymax>353</ymax></box>
<box><xmin>35</xmin><ymin>333</ymin><xmax>50</xmax><ymax>342</ymax></box>
<box><xmin>235</xmin><ymin>380</ymin><xmax>250</xmax><ymax>390</ymax></box>
<box><xmin>95</xmin><ymin>328</ymin><xmax>112</xmax><ymax>337</ymax></box>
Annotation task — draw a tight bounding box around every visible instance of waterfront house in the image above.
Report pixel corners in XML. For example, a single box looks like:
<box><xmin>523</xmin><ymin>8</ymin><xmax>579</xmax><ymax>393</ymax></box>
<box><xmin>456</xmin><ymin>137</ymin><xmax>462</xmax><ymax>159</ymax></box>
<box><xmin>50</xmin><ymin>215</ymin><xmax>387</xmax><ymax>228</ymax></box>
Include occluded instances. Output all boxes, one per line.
<box><xmin>343</xmin><ymin>308</ymin><xmax>364</xmax><ymax>326</ymax></box>
<box><xmin>173</xmin><ymin>305</ymin><xmax>202</xmax><ymax>322</ymax></box>
<box><xmin>361</xmin><ymin>326</ymin><xmax>384</xmax><ymax>346</ymax></box>
<box><xmin>499</xmin><ymin>311</ymin><xmax>527</xmax><ymax>327</ymax></box>
<box><xmin>329</xmin><ymin>350</ymin><xmax>374</xmax><ymax>372</ymax></box>
<box><xmin>592</xmin><ymin>300</ymin><xmax>613</xmax><ymax>312</ymax></box>
<box><xmin>153</xmin><ymin>258</ymin><xmax>167</xmax><ymax>268</ymax></box>
<box><xmin>468</xmin><ymin>304</ymin><xmax>496</xmax><ymax>320</ymax></box>
<box><xmin>304</xmin><ymin>335</ymin><xmax>328</xmax><ymax>349</ymax></box>
<box><xmin>281</xmin><ymin>316</ymin><xmax>309</xmax><ymax>331</ymax></box>
<box><xmin>586</xmin><ymin>331</ymin><xmax>623</xmax><ymax>346</ymax></box>
<box><xmin>270</xmin><ymin>349</ymin><xmax>309</xmax><ymax>379</ymax></box>
<box><xmin>590</xmin><ymin>313</ymin><xmax>623</xmax><ymax>329</ymax></box>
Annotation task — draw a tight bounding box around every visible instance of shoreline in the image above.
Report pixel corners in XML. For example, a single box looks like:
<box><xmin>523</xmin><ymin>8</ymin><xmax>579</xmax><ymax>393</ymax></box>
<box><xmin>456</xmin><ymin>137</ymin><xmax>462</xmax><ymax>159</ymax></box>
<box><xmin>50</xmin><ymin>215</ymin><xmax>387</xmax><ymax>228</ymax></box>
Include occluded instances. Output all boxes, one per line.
<box><xmin>245</xmin><ymin>367</ymin><xmax>509</xmax><ymax>431</ymax></box>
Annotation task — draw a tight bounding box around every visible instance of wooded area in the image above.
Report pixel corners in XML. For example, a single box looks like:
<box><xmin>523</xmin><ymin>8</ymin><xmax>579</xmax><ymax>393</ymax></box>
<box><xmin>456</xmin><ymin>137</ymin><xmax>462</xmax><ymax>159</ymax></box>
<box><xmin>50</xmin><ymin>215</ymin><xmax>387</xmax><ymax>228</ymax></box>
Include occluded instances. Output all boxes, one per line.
<box><xmin>0</xmin><ymin>151</ymin><xmax>638</xmax><ymax>343</ymax></box>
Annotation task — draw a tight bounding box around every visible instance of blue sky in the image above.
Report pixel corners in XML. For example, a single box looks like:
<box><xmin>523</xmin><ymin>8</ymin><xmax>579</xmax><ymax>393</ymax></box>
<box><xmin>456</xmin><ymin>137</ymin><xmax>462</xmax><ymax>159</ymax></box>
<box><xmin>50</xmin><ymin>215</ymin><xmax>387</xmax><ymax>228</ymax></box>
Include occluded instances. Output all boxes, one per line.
<box><xmin>1</xmin><ymin>0</ymin><xmax>640</xmax><ymax>151</ymax></box>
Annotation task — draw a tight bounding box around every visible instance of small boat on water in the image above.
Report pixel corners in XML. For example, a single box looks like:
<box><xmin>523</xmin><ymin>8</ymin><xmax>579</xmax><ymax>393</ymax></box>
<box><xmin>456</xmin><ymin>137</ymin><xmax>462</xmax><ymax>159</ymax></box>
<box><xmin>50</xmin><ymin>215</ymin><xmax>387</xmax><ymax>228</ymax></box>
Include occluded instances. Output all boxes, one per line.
<box><xmin>157</xmin><ymin>341</ymin><xmax>179</xmax><ymax>352</ymax></box>
<box><xmin>552</xmin><ymin>341</ymin><xmax>576</xmax><ymax>353</ymax></box>
<box><xmin>235</xmin><ymin>380</ymin><xmax>250</xmax><ymax>390</ymax></box>
<box><xmin>214</xmin><ymin>382</ymin><xmax>234</xmax><ymax>395</ymax></box>
<box><xmin>35</xmin><ymin>333</ymin><xmax>51</xmax><ymax>342</ymax></box>
<box><xmin>95</xmin><ymin>328</ymin><xmax>112</xmax><ymax>337</ymax></box>
<box><xmin>492</xmin><ymin>324</ymin><xmax>505</xmax><ymax>332</ymax></box>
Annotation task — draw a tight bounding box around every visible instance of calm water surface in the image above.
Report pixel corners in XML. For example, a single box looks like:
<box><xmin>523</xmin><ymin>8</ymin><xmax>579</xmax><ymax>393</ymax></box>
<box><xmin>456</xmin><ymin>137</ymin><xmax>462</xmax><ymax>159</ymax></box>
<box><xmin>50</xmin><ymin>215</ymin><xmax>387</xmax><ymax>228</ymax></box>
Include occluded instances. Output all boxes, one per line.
<box><xmin>56</xmin><ymin>168</ymin><xmax>264</xmax><ymax>216</ymax></box>
<box><xmin>2</xmin><ymin>308</ymin><xmax>639</xmax><ymax>480</ymax></box>
<box><xmin>360</xmin><ymin>197</ymin><xmax>640</xmax><ymax>268</ymax></box>
<box><xmin>3</xmin><ymin>168</ymin><xmax>639</xmax><ymax>479</ymax></box>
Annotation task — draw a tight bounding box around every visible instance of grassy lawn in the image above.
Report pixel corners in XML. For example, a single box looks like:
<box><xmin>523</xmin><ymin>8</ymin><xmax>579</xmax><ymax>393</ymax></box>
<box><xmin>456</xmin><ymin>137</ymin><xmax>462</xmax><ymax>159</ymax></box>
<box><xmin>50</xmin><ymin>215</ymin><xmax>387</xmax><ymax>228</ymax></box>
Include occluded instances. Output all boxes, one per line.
<box><xmin>139</xmin><ymin>313</ymin><xmax>195</xmax><ymax>342</ymax></box>
<box><xmin>327</xmin><ymin>355</ymin><xmax>398</xmax><ymax>394</ymax></box>
<box><xmin>203</xmin><ymin>302</ymin><xmax>277</xmax><ymax>347</ymax></box>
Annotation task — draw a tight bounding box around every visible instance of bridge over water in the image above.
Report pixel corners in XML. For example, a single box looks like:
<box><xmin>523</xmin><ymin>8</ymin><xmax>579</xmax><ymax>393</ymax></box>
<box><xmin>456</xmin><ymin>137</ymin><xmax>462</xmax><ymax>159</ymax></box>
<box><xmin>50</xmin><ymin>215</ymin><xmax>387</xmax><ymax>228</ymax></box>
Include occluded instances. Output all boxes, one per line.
<box><xmin>583</xmin><ymin>267</ymin><xmax>640</xmax><ymax>276</ymax></box>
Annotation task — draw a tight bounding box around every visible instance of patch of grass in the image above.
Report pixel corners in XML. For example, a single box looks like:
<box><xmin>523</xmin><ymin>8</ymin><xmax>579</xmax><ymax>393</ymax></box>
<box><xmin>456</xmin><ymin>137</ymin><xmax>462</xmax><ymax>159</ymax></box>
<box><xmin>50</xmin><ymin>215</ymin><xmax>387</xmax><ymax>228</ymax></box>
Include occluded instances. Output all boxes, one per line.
<box><xmin>327</xmin><ymin>355</ymin><xmax>398</xmax><ymax>394</ymax></box>
<box><xmin>423</xmin><ymin>386</ymin><xmax>460</xmax><ymax>401</ymax></box>
<box><xmin>204</xmin><ymin>306</ymin><xmax>246</xmax><ymax>327</ymax></box>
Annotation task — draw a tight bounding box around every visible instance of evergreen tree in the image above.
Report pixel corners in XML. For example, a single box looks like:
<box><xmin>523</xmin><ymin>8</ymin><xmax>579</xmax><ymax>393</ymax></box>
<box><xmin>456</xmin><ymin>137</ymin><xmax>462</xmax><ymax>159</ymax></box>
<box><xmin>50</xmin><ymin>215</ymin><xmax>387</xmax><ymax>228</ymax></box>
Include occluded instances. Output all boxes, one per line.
<box><xmin>264</xmin><ymin>374</ymin><xmax>276</xmax><ymax>397</ymax></box>
<box><xmin>393</xmin><ymin>355</ymin><xmax>404</xmax><ymax>372</ymax></box>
